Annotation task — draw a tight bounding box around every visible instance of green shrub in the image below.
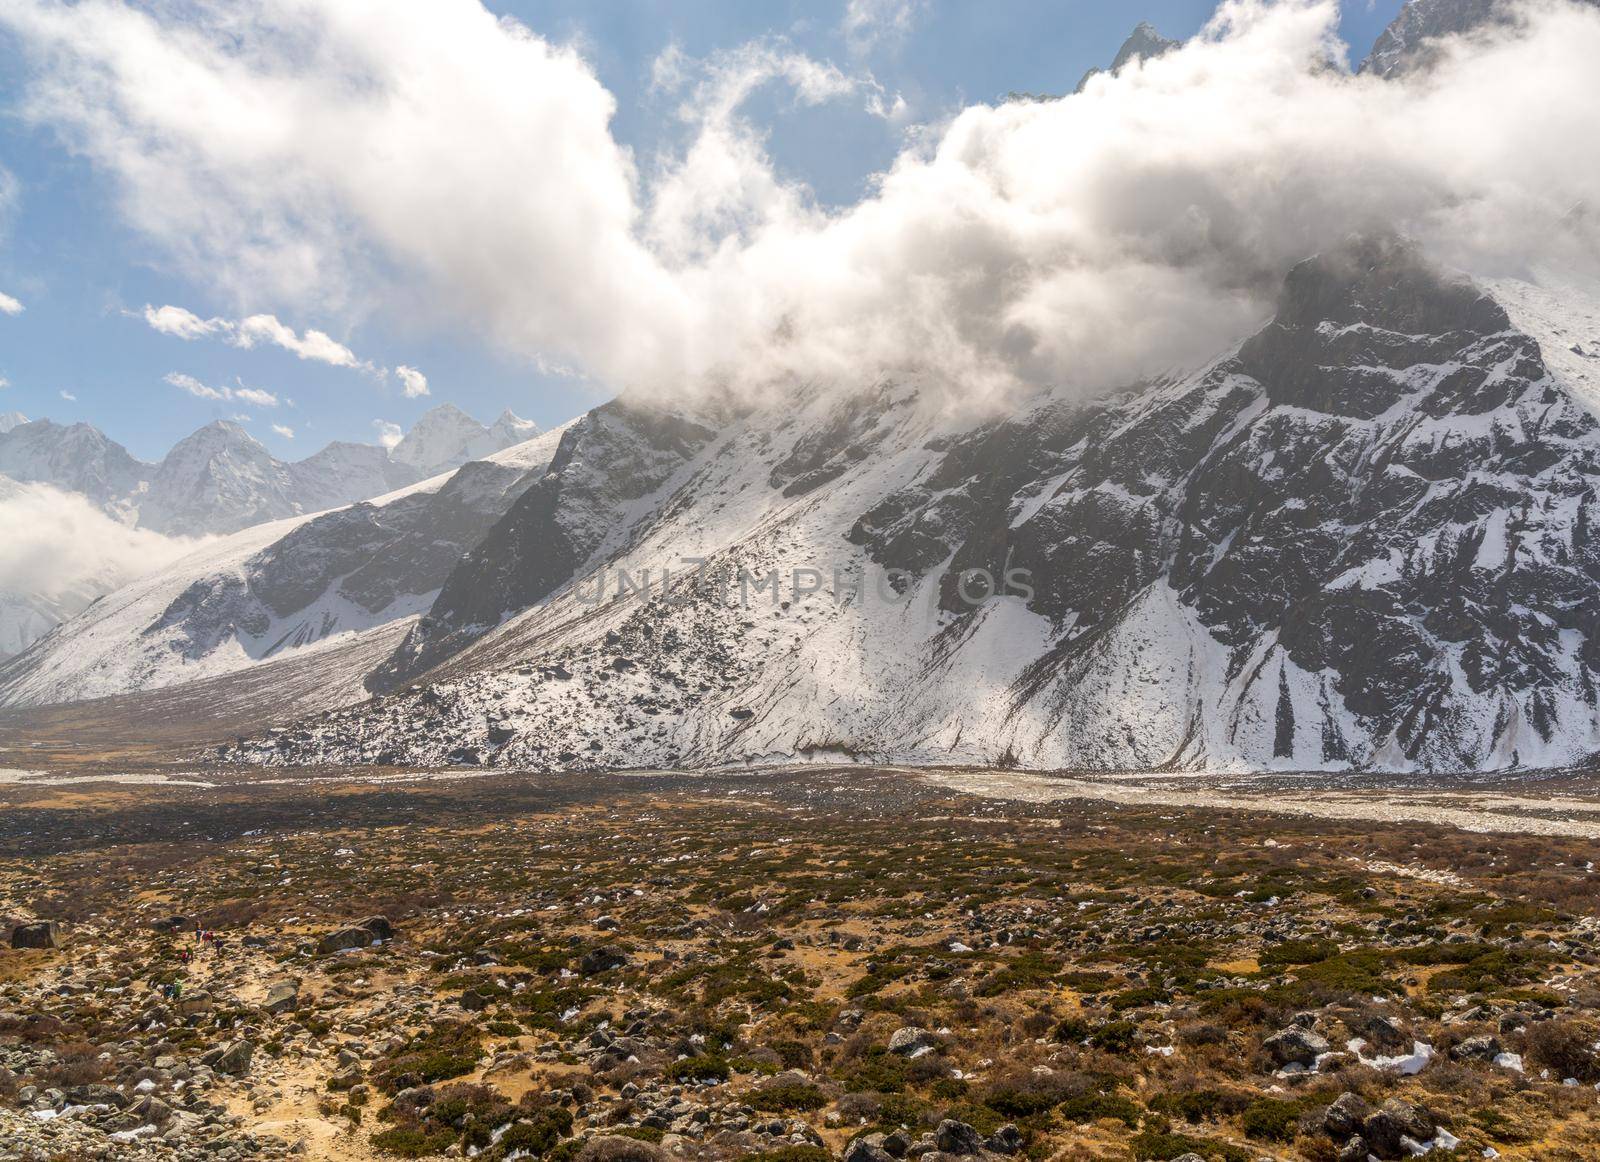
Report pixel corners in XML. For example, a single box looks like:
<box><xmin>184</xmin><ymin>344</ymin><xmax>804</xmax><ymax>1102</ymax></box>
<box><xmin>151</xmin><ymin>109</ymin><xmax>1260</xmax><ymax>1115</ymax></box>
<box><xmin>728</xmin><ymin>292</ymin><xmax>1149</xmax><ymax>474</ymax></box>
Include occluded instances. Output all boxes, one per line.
<box><xmin>1088</xmin><ymin>1020</ymin><xmax>1139</xmax><ymax>1053</ymax></box>
<box><xmin>751</xmin><ymin>1083</ymin><xmax>828</xmax><ymax>1112</ymax></box>
<box><xmin>370</xmin><ymin>1127</ymin><xmax>457</xmax><ymax>1158</ymax></box>
<box><xmin>1240</xmin><ymin>1098</ymin><xmax>1301</xmax><ymax>1142</ymax></box>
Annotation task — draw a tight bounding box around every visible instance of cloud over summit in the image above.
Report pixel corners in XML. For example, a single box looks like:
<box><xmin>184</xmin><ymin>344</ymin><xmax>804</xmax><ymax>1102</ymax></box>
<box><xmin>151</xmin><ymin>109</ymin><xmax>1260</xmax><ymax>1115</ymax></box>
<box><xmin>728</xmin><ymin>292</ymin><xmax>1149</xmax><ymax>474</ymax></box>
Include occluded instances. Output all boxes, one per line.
<box><xmin>6</xmin><ymin>0</ymin><xmax>1599</xmax><ymax>407</ymax></box>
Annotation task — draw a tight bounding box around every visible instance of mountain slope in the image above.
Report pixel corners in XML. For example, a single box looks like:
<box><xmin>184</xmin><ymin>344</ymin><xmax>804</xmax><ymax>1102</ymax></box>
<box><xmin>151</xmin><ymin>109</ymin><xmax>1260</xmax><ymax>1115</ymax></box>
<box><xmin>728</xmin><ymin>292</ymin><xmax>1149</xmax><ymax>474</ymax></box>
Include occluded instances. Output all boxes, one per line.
<box><xmin>232</xmin><ymin>237</ymin><xmax>1600</xmax><ymax>774</ymax></box>
<box><xmin>137</xmin><ymin>421</ymin><xmax>300</xmax><ymax>535</ymax></box>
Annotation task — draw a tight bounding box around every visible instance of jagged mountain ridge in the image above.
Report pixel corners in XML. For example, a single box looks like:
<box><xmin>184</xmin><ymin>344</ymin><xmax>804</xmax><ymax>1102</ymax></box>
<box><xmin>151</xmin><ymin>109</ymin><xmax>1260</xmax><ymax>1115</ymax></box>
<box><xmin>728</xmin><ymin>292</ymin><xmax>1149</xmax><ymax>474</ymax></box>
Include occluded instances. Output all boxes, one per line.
<box><xmin>1074</xmin><ymin>21</ymin><xmax>1179</xmax><ymax>93</ymax></box>
<box><xmin>206</xmin><ymin>236</ymin><xmax>1600</xmax><ymax>774</ymax></box>
<box><xmin>0</xmin><ymin>404</ymin><xmax>540</xmax><ymax>537</ymax></box>
<box><xmin>1361</xmin><ymin>0</ymin><xmax>1600</xmax><ymax>78</ymax></box>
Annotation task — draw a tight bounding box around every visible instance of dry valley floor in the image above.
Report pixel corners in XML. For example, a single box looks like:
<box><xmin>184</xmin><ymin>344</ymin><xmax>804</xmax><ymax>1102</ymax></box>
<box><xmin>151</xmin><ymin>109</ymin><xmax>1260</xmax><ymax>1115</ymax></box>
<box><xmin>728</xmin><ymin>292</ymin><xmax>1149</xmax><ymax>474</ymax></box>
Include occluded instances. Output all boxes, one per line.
<box><xmin>4</xmin><ymin>766</ymin><xmax>1600</xmax><ymax>1161</ymax></box>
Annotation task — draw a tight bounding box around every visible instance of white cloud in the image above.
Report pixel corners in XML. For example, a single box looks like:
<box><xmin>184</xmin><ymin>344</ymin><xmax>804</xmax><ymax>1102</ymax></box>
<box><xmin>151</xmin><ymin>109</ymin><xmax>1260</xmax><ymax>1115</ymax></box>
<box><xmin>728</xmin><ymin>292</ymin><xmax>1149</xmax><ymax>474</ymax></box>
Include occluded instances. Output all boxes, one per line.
<box><xmin>164</xmin><ymin>371</ymin><xmax>278</xmax><ymax>407</ymax></box>
<box><xmin>840</xmin><ymin>0</ymin><xmax>925</xmax><ymax>55</ymax></box>
<box><xmin>0</xmin><ymin>478</ymin><xmax>204</xmax><ymax>625</ymax></box>
<box><xmin>141</xmin><ymin>303</ymin><xmax>368</xmax><ymax>369</ymax></box>
<box><xmin>270</xmin><ymin>422</ymin><xmax>294</xmax><ymax>439</ymax></box>
<box><xmin>371</xmin><ymin>419</ymin><xmax>403</xmax><ymax>449</ymax></box>
<box><xmin>233</xmin><ymin>314</ymin><xmax>361</xmax><ymax>367</ymax></box>
<box><xmin>0</xmin><ymin>291</ymin><xmax>23</xmax><ymax>316</ymax></box>
<box><xmin>143</xmin><ymin>303</ymin><xmax>225</xmax><ymax>339</ymax></box>
<box><xmin>58</xmin><ymin>390</ymin><xmax>75</xmax><ymax>402</ymax></box>
<box><xmin>234</xmin><ymin>386</ymin><xmax>280</xmax><ymax>407</ymax></box>
<box><xmin>7</xmin><ymin>0</ymin><xmax>1600</xmax><ymax>407</ymax></box>
<box><xmin>165</xmin><ymin>371</ymin><xmax>228</xmax><ymax>400</ymax></box>
<box><xmin>395</xmin><ymin>365</ymin><xmax>430</xmax><ymax>398</ymax></box>
<box><xmin>645</xmin><ymin>40</ymin><xmax>893</xmax><ymax>267</ymax></box>
<box><xmin>0</xmin><ymin>376</ymin><xmax>9</xmax><ymax>389</ymax></box>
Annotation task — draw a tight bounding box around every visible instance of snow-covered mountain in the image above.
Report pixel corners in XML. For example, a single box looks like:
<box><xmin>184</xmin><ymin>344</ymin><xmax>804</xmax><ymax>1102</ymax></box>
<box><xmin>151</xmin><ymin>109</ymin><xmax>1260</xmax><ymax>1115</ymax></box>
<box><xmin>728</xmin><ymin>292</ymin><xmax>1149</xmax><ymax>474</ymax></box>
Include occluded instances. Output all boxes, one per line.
<box><xmin>0</xmin><ymin>411</ymin><xmax>28</xmax><ymax>434</ymax></box>
<box><xmin>10</xmin><ymin>235</ymin><xmax>1597</xmax><ymax>774</ymax></box>
<box><xmin>390</xmin><ymin>404</ymin><xmax>538</xmax><ymax>479</ymax></box>
<box><xmin>0</xmin><ymin>418</ymin><xmax>148</xmax><ymax>519</ymax></box>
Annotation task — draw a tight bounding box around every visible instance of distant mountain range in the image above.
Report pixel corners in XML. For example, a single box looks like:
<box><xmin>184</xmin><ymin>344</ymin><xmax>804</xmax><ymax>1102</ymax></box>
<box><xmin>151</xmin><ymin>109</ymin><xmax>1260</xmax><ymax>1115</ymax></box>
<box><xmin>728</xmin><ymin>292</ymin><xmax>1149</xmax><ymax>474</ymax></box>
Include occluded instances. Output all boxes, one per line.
<box><xmin>0</xmin><ymin>403</ymin><xmax>537</xmax><ymax>537</ymax></box>
<box><xmin>0</xmin><ymin>404</ymin><xmax>539</xmax><ymax>659</ymax></box>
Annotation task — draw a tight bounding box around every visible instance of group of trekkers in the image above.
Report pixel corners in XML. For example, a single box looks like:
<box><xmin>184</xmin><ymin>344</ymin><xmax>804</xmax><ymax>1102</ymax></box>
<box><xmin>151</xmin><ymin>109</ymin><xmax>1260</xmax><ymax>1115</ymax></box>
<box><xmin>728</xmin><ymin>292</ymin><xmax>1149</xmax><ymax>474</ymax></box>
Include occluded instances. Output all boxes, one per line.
<box><xmin>156</xmin><ymin>923</ymin><xmax>228</xmax><ymax>999</ymax></box>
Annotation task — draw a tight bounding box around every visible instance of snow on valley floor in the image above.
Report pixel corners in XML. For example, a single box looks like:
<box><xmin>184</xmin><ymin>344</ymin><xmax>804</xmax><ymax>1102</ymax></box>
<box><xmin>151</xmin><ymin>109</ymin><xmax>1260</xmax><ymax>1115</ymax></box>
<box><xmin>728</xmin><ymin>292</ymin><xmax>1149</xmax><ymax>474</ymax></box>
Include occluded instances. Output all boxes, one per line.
<box><xmin>0</xmin><ymin>767</ymin><xmax>216</xmax><ymax>787</ymax></box>
<box><xmin>906</xmin><ymin>766</ymin><xmax>1600</xmax><ymax>840</ymax></box>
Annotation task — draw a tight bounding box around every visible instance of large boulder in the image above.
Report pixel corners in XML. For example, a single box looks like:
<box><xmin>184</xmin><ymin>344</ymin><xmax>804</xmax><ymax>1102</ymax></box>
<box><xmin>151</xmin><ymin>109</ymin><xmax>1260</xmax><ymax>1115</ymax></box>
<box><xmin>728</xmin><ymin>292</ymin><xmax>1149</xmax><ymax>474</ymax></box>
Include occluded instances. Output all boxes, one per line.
<box><xmin>934</xmin><ymin>1120</ymin><xmax>984</xmax><ymax>1156</ymax></box>
<box><xmin>578</xmin><ymin>946</ymin><xmax>630</xmax><ymax>975</ymax></box>
<box><xmin>262</xmin><ymin>981</ymin><xmax>299</xmax><ymax>1015</ymax></box>
<box><xmin>1264</xmin><ymin>1025</ymin><xmax>1329</xmax><ymax>1068</ymax></box>
<box><xmin>1354</xmin><ymin>1014</ymin><xmax>1411</xmax><ymax>1054</ymax></box>
<box><xmin>10</xmin><ymin>921</ymin><xmax>59</xmax><ymax>949</ymax></box>
<box><xmin>177</xmin><ymin>989</ymin><xmax>215</xmax><ymax>1018</ymax></box>
<box><xmin>355</xmin><ymin>916</ymin><xmax>394</xmax><ymax>941</ymax></box>
<box><xmin>887</xmin><ymin>1026</ymin><xmax>939</xmax><ymax>1056</ymax></box>
<box><xmin>211</xmin><ymin>1039</ymin><xmax>254</xmax><ymax>1076</ymax></box>
<box><xmin>316</xmin><ymin>916</ymin><xmax>394</xmax><ymax>954</ymax></box>
<box><xmin>1450</xmin><ymin>1033</ymin><xmax>1502</xmax><ymax>1062</ymax></box>
<box><xmin>1324</xmin><ymin>1092</ymin><xmax>1372</xmax><ymax>1140</ymax></box>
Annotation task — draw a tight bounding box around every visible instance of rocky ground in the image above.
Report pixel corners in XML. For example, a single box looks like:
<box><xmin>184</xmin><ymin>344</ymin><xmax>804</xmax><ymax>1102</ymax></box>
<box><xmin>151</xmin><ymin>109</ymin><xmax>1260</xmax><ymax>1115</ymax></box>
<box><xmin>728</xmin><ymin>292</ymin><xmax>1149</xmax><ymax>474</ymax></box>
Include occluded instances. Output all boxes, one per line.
<box><xmin>4</xmin><ymin>765</ymin><xmax>1600</xmax><ymax>1161</ymax></box>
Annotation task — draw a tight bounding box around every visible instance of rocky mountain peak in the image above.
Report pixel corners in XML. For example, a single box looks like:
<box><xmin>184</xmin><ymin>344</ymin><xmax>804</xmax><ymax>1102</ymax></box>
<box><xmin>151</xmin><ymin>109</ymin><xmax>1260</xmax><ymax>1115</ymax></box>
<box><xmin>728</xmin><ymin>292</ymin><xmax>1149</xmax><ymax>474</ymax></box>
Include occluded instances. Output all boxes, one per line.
<box><xmin>0</xmin><ymin>411</ymin><xmax>27</xmax><ymax>434</ymax></box>
<box><xmin>1076</xmin><ymin>20</ymin><xmax>1179</xmax><ymax>92</ymax></box>
<box><xmin>1361</xmin><ymin>0</ymin><xmax>1598</xmax><ymax>79</ymax></box>
<box><xmin>390</xmin><ymin>403</ymin><xmax>498</xmax><ymax>478</ymax></box>
<box><xmin>488</xmin><ymin>409</ymin><xmax>539</xmax><ymax>446</ymax></box>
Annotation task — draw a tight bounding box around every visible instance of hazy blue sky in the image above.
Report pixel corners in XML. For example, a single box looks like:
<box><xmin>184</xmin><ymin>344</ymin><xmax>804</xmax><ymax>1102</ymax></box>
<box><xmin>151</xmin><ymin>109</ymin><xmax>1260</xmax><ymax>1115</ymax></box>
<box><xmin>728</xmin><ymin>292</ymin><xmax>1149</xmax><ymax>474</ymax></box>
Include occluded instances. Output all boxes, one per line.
<box><xmin>0</xmin><ymin>1</ymin><xmax>1403</xmax><ymax>461</ymax></box>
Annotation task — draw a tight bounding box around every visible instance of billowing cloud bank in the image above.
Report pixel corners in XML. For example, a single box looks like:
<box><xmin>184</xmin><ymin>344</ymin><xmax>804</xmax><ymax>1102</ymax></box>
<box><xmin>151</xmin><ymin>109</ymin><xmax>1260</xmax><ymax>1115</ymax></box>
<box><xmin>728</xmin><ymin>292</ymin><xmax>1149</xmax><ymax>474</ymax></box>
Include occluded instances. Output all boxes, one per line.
<box><xmin>0</xmin><ymin>478</ymin><xmax>203</xmax><ymax>645</ymax></box>
<box><xmin>3</xmin><ymin>0</ymin><xmax>1598</xmax><ymax>404</ymax></box>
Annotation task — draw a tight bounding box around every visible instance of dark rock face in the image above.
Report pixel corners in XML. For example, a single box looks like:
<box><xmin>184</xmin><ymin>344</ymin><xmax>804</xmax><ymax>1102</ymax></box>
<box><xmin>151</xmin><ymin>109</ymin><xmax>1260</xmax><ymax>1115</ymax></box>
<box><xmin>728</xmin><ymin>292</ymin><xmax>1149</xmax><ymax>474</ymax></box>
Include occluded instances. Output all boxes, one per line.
<box><xmin>210</xmin><ymin>1039</ymin><xmax>254</xmax><ymax>1076</ymax></box>
<box><xmin>141</xmin><ymin>456</ymin><xmax>544</xmax><ymax>665</ymax></box>
<box><xmin>933</xmin><ymin>1120</ymin><xmax>984</xmax><ymax>1156</ymax></box>
<box><xmin>369</xmin><ymin>400</ymin><xmax>715</xmax><ymax>691</ymax></box>
<box><xmin>579</xmin><ymin>946</ymin><xmax>631</xmax><ymax>976</ymax></box>
<box><xmin>850</xmin><ymin>236</ymin><xmax>1600</xmax><ymax>769</ymax></box>
<box><xmin>356</xmin><ymin>915</ymin><xmax>394</xmax><ymax>941</ymax></box>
